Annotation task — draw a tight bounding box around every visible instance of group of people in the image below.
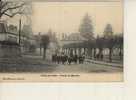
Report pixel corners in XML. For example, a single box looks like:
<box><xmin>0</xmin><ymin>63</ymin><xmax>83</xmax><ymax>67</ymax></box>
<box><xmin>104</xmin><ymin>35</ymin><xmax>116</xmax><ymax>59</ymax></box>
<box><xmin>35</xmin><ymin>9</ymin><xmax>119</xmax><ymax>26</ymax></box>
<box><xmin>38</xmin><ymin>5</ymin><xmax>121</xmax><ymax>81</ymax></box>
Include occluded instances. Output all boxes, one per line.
<box><xmin>52</xmin><ymin>53</ymin><xmax>85</xmax><ymax>65</ymax></box>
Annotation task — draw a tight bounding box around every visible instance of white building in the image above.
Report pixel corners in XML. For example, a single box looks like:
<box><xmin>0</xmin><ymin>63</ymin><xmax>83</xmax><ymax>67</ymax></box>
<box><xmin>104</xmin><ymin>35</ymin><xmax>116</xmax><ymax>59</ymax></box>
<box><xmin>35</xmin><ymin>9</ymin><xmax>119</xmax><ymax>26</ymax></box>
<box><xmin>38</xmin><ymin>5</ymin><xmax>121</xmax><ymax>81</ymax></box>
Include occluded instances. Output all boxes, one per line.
<box><xmin>59</xmin><ymin>33</ymin><xmax>87</xmax><ymax>55</ymax></box>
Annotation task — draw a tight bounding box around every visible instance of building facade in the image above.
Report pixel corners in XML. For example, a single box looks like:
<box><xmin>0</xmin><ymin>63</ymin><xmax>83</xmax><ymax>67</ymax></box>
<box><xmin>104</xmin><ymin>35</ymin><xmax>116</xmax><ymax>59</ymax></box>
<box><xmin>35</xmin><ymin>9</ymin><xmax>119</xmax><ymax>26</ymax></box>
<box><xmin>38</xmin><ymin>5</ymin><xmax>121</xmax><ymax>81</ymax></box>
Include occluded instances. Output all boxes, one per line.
<box><xmin>59</xmin><ymin>33</ymin><xmax>87</xmax><ymax>56</ymax></box>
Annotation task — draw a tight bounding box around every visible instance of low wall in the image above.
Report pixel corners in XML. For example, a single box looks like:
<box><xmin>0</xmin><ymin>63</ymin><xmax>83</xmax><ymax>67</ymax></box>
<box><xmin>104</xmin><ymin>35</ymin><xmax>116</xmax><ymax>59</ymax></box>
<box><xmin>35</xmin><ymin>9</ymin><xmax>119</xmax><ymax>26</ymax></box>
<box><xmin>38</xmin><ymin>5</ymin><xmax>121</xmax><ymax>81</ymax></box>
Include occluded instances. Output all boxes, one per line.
<box><xmin>0</xmin><ymin>42</ymin><xmax>21</xmax><ymax>58</ymax></box>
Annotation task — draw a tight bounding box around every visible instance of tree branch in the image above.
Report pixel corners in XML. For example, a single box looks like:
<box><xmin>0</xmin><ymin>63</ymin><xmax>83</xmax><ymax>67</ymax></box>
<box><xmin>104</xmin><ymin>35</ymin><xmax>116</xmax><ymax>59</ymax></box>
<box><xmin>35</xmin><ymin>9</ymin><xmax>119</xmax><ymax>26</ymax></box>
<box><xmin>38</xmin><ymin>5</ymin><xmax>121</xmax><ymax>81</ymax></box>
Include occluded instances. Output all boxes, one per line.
<box><xmin>1</xmin><ymin>2</ymin><xmax>26</xmax><ymax>16</ymax></box>
<box><xmin>0</xmin><ymin>2</ymin><xmax>8</xmax><ymax>10</ymax></box>
<box><xmin>4</xmin><ymin>11</ymin><xmax>21</xmax><ymax>18</ymax></box>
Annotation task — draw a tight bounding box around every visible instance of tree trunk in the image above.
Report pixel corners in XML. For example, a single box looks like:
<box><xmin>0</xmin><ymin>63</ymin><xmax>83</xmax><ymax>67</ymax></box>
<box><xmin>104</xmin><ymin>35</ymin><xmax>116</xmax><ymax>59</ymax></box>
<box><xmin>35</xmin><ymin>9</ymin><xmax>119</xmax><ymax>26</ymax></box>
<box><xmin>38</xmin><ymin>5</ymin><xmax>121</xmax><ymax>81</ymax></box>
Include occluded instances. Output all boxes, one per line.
<box><xmin>109</xmin><ymin>48</ymin><xmax>112</xmax><ymax>62</ymax></box>
<box><xmin>93</xmin><ymin>48</ymin><xmax>96</xmax><ymax>59</ymax></box>
<box><xmin>0</xmin><ymin>14</ymin><xmax>2</xmax><ymax>19</ymax></box>
<box><xmin>74</xmin><ymin>48</ymin><xmax>77</xmax><ymax>55</ymax></box>
<box><xmin>79</xmin><ymin>48</ymin><xmax>81</xmax><ymax>56</ymax></box>
<box><xmin>119</xmin><ymin>45</ymin><xmax>122</xmax><ymax>60</ymax></box>
<box><xmin>18</xmin><ymin>19</ymin><xmax>21</xmax><ymax>45</ymax></box>
<box><xmin>43</xmin><ymin>47</ymin><xmax>46</xmax><ymax>60</ymax></box>
<box><xmin>40</xmin><ymin>44</ymin><xmax>42</xmax><ymax>55</ymax></box>
<box><xmin>99</xmin><ymin>48</ymin><xmax>103</xmax><ymax>60</ymax></box>
<box><xmin>90</xmin><ymin>48</ymin><xmax>92</xmax><ymax>58</ymax></box>
<box><xmin>87</xmin><ymin>48</ymin><xmax>92</xmax><ymax>58</ymax></box>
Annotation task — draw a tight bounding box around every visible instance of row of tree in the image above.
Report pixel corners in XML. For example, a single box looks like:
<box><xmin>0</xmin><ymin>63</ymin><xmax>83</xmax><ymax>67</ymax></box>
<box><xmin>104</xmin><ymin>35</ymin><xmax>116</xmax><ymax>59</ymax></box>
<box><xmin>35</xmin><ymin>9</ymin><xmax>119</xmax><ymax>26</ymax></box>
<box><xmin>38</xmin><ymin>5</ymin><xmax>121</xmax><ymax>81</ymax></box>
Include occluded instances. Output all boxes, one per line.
<box><xmin>88</xmin><ymin>34</ymin><xmax>123</xmax><ymax>62</ymax></box>
<box><xmin>63</xmin><ymin>33</ymin><xmax>123</xmax><ymax>62</ymax></box>
<box><xmin>38</xmin><ymin>29</ymin><xmax>58</xmax><ymax>60</ymax></box>
<box><xmin>64</xmin><ymin>13</ymin><xmax>123</xmax><ymax>62</ymax></box>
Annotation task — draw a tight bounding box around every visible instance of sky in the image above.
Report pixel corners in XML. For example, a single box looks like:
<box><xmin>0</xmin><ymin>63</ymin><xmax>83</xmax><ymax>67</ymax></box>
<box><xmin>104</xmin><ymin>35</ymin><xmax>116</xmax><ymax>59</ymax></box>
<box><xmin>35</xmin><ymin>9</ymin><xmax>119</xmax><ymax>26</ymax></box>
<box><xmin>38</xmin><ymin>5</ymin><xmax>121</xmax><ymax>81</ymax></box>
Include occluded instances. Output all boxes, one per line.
<box><xmin>31</xmin><ymin>2</ymin><xmax>123</xmax><ymax>35</ymax></box>
<box><xmin>2</xmin><ymin>1</ymin><xmax>123</xmax><ymax>35</ymax></box>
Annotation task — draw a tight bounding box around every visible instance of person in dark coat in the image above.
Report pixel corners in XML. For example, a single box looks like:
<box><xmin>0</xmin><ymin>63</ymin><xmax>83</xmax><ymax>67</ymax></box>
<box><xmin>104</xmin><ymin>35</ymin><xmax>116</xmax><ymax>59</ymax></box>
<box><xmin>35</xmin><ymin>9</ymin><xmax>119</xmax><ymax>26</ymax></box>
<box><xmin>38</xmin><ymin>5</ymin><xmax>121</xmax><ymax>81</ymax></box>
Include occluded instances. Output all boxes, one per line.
<box><xmin>56</xmin><ymin>54</ymin><xmax>61</xmax><ymax>64</ymax></box>
<box><xmin>74</xmin><ymin>54</ymin><xmax>78</xmax><ymax>64</ymax></box>
<box><xmin>62</xmin><ymin>54</ymin><xmax>68</xmax><ymax>64</ymax></box>
<box><xmin>68</xmin><ymin>55</ymin><xmax>72</xmax><ymax>65</ymax></box>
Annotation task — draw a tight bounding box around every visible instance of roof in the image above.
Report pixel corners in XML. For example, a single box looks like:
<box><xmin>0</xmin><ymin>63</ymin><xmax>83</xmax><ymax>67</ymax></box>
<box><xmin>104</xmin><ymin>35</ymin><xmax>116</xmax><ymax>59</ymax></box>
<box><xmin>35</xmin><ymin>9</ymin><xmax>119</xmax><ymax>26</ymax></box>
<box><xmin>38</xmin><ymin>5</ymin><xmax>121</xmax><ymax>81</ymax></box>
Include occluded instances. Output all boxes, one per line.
<box><xmin>62</xmin><ymin>33</ymin><xmax>87</xmax><ymax>41</ymax></box>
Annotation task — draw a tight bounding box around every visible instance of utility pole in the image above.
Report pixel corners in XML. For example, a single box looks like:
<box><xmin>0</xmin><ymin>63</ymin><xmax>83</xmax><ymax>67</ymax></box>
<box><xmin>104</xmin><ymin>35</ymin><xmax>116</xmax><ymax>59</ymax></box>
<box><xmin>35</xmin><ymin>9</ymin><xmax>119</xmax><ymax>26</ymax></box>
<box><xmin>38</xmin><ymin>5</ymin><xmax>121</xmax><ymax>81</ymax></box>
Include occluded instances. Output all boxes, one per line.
<box><xmin>19</xmin><ymin>18</ymin><xmax>21</xmax><ymax>45</ymax></box>
<box><xmin>39</xmin><ymin>32</ymin><xmax>42</xmax><ymax>55</ymax></box>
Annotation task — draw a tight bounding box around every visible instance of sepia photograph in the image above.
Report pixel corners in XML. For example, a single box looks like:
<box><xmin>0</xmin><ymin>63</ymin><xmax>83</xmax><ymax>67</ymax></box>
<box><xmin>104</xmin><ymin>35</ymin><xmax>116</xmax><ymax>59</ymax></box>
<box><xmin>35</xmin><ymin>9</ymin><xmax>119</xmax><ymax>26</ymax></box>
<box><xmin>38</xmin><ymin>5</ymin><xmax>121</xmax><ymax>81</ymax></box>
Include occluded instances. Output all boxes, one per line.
<box><xmin>0</xmin><ymin>0</ymin><xmax>123</xmax><ymax>82</ymax></box>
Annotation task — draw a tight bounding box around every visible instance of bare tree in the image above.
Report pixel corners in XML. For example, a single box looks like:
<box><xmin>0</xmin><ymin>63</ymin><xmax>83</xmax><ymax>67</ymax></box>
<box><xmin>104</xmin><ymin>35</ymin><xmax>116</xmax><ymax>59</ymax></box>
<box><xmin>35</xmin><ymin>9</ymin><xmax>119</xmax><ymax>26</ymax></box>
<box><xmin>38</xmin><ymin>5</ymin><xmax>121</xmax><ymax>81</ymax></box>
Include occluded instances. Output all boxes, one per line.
<box><xmin>0</xmin><ymin>0</ymin><xmax>29</xmax><ymax>19</ymax></box>
<box><xmin>41</xmin><ymin>35</ymin><xmax>50</xmax><ymax>60</ymax></box>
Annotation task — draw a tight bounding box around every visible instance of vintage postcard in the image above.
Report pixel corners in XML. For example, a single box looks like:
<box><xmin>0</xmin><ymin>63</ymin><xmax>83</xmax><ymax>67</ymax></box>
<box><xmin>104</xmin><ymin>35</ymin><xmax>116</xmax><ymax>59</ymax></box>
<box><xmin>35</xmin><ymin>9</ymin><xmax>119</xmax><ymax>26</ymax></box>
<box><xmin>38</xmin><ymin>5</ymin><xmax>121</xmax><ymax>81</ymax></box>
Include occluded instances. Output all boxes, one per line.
<box><xmin>0</xmin><ymin>0</ymin><xmax>123</xmax><ymax>82</ymax></box>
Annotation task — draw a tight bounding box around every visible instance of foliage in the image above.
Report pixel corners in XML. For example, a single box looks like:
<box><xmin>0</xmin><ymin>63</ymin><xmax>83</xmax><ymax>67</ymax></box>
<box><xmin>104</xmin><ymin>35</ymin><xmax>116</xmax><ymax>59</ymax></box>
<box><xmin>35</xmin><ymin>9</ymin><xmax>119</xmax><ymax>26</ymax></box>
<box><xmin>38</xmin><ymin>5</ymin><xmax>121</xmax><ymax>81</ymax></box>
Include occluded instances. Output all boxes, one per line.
<box><xmin>79</xmin><ymin>13</ymin><xmax>94</xmax><ymax>40</ymax></box>
<box><xmin>41</xmin><ymin>34</ymin><xmax>50</xmax><ymax>49</ymax></box>
<box><xmin>21</xmin><ymin>24</ymin><xmax>32</xmax><ymax>37</ymax></box>
<box><xmin>41</xmin><ymin>34</ymin><xmax>50</xmax><ymax>59</ymax></box>
<box><xmin>104</xmin><ymin>24</ymin><xmax>113</xmax><ymax>38</ymax></box>
<box><xmin>47</xmin><ymin>29</ymin><xmax>57</xmax><ymax>43</ymax></box>
<box><xmin>29</xmin><ymin>44</ymin><xmax>36</xmax><ymax>52</ymax></box>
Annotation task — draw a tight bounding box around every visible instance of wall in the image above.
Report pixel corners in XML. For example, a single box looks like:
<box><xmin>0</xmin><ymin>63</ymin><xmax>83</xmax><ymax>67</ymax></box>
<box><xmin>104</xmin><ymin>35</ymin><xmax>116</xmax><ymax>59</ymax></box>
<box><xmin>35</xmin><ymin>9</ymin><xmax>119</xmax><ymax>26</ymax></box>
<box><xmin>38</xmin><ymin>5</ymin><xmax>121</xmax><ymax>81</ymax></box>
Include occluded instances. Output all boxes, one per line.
<box><xmin>0</xmin><ymin>44</ymin><xmax>21</xmax><ymax>58</ymax></box>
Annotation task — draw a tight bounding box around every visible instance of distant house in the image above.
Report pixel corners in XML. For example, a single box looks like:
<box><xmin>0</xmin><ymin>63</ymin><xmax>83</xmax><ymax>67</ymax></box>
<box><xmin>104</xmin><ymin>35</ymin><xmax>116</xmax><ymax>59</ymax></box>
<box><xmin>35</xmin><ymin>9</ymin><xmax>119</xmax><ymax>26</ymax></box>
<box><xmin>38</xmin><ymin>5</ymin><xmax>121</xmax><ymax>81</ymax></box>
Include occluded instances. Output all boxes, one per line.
<box><xmin>59</xmin><ymin>33</ymin><xmax>87</xmax><ymax>55</ymax></box>
<box><xmin>0</xmin><ymin>21</ymin><xmax>18</xmax><ymax>42</ymax></box>
<box><xmin>0</xmin><ymin>21</ymin><xmax>37</xmax><ymax>53</ymax></box>
<box><xmin>60</xmin><ymin>33</ymin><xmax>87</xmax><ymax>45</ymax></box>
<box><xmin>0</xmin><ymin>21</ymin><xmax>20</xmax><ymax>57</ymax></box>
<box><xmin>0</xmin><ymin>21</ymin><xmax>36</xmax><ymax>44</ymax></box>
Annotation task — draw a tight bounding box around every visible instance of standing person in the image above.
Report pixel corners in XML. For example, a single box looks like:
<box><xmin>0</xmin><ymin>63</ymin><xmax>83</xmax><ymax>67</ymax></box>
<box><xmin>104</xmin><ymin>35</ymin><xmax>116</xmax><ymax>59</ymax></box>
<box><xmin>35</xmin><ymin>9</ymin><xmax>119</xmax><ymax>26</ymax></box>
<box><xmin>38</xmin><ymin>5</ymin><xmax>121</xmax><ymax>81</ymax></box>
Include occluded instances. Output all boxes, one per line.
<box><xmin>79</xmin><ymin>54</ymin><xmax>85</xmax><ymax>64</ymax></box>
<box><xmin>63</xmin><ymin>54</ymin><xmax>68</xmax><ymax>64</ymax></box>
<box><xmin>68</xmin><ymin>55</ymin><xmax>72</xmax><ymax>65</ymax></box>
<box><xmin>61</xmin><ymin>53</ymin><xmax>65</xmax><ymax>64</ymax></box>
<box><xmin>74</xmin><ymin>54</ymin><xmax>78</xmax><ymax>64</ymax></box>
<box><xmin>54</xmin><ymin>54</ymin><xmax>57</xmax><ymax>63</ymax></box>
<box><xmin>52</xmin><ymin>54</ymin><xmax>55</xmax><ymax>62</ymax></box>
<box><xmin>79</xmin><ymin>55</ymin><xmax>82</xmax><ymax>64</ymax></box>
<box><xmin>56</xmin><ymin>53</ymin><xmax>60</xmax><ymax>64</ymax></box>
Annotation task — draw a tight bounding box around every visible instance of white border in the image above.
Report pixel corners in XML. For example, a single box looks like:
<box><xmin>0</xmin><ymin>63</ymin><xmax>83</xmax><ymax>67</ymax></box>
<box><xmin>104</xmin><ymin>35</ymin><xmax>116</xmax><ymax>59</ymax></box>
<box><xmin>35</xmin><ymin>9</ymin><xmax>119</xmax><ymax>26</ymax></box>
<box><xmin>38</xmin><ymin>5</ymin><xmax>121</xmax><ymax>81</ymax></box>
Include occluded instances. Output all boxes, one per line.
<box><xmin>1</xmin><ymin>0</ymin><xmax>136</xmax><ymax>100</ymax></box>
